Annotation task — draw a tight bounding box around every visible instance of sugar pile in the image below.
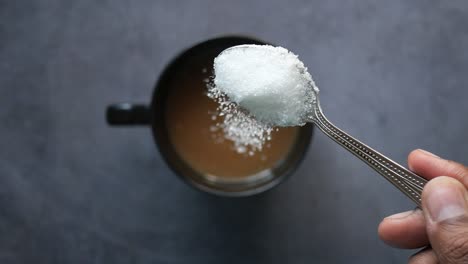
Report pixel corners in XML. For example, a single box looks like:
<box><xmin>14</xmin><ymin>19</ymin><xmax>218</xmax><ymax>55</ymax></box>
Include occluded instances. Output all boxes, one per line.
<box><xmin>208</xmin><ymin>44</ymin><xmax>318</xmax><ymax>153</ymax></box>
<box><xmin>213</xmin><ymin>45</ymin><xmax>318</xmax><ymax>126</ymax></box>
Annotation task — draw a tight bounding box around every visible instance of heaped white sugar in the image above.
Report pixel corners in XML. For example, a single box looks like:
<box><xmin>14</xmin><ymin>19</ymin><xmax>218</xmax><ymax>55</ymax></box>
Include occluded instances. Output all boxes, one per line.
<box><xmin>213</xmin><ymin>45</ymin><xmax>318</xmax><ymax>127</ymax></box>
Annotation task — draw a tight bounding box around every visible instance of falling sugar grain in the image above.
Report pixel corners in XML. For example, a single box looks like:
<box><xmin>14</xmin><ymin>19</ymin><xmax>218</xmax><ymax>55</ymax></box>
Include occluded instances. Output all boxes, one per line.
<box><xmin>207</xmin><ymin>84</ymin><xmax>273</xmax><ymax>155</ymax></box>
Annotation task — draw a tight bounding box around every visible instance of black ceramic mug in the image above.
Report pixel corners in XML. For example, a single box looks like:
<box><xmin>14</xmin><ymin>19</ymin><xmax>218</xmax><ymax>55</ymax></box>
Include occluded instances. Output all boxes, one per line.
<box><xmin>106</xmin><ymin>36</ymin><xmax>313</xmax><ymax>196</ymax></box>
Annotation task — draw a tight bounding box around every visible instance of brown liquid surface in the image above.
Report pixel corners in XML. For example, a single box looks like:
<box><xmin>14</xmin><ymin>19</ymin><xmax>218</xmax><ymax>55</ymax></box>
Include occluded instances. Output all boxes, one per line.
<box><xmin>165</xmin><ymin>54</ymin><xmax>299</xmax><ymax>178</ymax></box>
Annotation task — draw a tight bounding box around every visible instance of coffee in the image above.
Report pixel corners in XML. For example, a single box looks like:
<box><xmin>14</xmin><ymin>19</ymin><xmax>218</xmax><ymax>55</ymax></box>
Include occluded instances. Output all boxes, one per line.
<box><xmin>108</xmin><ymin>36</ymin><xmax>313</xmax><ymax>195</ymax></box>
<box><xmin>164</xmin><ymin>52</ymin><xmax>299</xmax><ymax>179</ymax></box>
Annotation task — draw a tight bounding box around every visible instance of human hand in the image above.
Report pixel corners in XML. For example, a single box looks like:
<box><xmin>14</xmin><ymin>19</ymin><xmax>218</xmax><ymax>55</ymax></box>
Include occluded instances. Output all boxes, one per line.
<box><xmin>378</xmin><ymin>149</ymin><xmax>468</xmax><ymax>263</ymax></box>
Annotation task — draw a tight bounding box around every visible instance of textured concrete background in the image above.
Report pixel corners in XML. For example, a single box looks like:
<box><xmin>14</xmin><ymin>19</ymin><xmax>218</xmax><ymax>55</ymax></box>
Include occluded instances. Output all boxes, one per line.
<box><xmin>1</xmin><ymin>0</ymin><xmax>468</xmax><ymax>263</ymax></box>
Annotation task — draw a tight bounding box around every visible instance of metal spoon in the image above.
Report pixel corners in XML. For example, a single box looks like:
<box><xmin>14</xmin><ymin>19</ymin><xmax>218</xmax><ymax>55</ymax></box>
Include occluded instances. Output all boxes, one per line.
<box><xmin>309</xmin><ymin>94</ymin><xmax>427</xmax><ymax>206</ymax></box>
<box><xmin>223</xmin><ymin>45</ymin><xmax>428</xmax><ymax>206</ymax></box>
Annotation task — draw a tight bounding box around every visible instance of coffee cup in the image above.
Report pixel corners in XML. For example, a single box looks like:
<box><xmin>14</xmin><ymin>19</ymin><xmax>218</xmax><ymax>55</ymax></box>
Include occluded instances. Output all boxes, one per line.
<box><xmin>106</xmin><ymin>36</ymin><xmax>313</xmax><ymax>196</ymax></box>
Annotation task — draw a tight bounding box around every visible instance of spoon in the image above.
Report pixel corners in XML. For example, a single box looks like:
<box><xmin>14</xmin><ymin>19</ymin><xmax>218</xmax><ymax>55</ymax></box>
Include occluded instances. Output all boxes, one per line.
<box><xmin>309</xmin><ymin>92</ymin><xmax>427</xmax><ymax>206</ymax></box>
<box><xmin>221</xmin><ymin>45</ymin><xmax>428</xmax><ymax>206</ymax></box>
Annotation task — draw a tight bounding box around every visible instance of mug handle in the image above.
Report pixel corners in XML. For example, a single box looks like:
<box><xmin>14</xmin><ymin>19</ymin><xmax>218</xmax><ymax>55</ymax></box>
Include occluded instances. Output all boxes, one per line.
<box><xmin>106</xmin><ymin>103</ymin><xmax>151</xmax><ymax>125</ymax></box>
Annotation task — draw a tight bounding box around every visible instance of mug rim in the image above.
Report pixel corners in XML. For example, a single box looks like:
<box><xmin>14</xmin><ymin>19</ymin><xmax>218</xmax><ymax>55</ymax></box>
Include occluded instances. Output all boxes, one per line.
<box><xmin>150</xmin><ymin>35</ymin><xmax>314</xmax><ymax>197</ymax></box>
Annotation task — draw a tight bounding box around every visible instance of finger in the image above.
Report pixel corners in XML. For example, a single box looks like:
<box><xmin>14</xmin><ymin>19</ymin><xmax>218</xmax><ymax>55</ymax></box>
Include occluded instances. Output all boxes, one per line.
<box><xmin>422</xmin><ymin>176</ymin><xmax>468</xmax><ymax>263</ymax></box>
<box><xmin>408</xmin><ymin>247</ymin><xmax>438</xmax><ymax>264</ymax></box>
<box><xmin>408</xmin><ymin>149</ymin><xmax>468</xmax><ymax>187</ymax></box>
<box><xmin>378</xmin><ymin>209</ymin><xmax>429</xmax><ymax>249</ymax></box>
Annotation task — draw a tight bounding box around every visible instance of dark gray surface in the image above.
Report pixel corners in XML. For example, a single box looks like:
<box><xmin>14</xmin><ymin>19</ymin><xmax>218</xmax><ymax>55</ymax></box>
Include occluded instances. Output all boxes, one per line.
<box><xmin>1</xmin><ymin>0</ymin><xmax>468</xmax><ymax>263</ymax></box>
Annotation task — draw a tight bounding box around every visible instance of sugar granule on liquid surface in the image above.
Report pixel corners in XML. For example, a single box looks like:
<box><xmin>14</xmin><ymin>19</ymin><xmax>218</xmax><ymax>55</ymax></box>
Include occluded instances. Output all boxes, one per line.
<box><xmin>208</xmin><ymin>44</ymin><xmax>318</xmax><ymax>153</ymax></box>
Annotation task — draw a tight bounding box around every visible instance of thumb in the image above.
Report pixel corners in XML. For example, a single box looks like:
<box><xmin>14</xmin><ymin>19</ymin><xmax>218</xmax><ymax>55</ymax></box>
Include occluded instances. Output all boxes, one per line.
<box><xmin>422</xmin><ymin>176</ymin><xmax>468</xmax><ymax>263</ymax></box>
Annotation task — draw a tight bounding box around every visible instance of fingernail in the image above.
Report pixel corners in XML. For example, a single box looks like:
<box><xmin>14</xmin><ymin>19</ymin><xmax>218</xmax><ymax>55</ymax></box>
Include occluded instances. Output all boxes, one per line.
<box><xmin>386</xmin><ymin>210</ymin><xmax>414</xmax><ymax>220</ymax></box>
<box><xmin>417</xmin><ymin>149</ymin><xmax>440</xmax><ymax>158</ymax></box>
<box><xmin>425</xmin><ymin>179</ymin><xmax>467</xmax><ymax>222</ymax></box>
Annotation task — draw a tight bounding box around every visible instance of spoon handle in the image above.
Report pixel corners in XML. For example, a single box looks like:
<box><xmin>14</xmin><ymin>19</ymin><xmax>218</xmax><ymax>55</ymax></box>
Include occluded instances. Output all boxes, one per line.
<box><xmin>313</xmin><ymin>107</ymin><xmax>427</xmax><ymax>206</ymax></box>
